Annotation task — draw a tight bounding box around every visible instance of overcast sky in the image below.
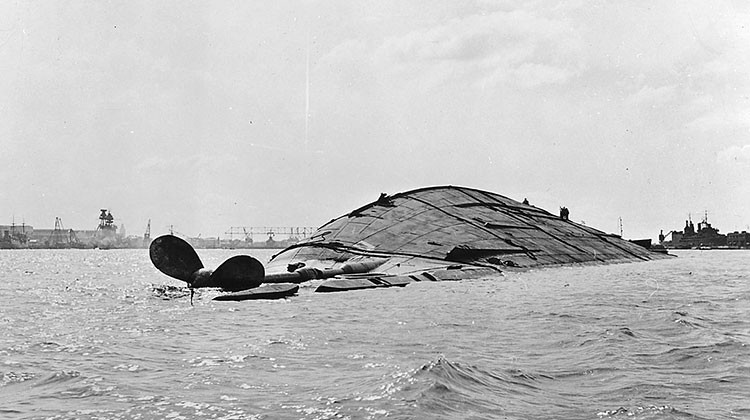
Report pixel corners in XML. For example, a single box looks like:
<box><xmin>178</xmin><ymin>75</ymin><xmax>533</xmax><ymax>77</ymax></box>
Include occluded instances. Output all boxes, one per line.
<box><xmin>2</xmin><ymin>1</ymin><xmax>749</xmax><ymax>240</ymax></box>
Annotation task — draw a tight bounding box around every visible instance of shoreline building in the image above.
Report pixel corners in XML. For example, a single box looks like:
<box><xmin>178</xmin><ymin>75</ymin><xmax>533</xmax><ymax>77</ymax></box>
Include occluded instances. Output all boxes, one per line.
<box><xmin>727</xmin><ymin>231</ymin><xmax>750</xmax><ymax>248</ymax></box>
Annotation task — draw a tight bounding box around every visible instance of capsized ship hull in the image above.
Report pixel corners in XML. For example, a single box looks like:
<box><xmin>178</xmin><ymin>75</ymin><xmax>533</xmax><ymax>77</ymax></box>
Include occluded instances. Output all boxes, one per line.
<box><xmin>150</xmin><ymin>185</ymin><xmax>671</xmax><ymax>300</ymax></box>
<box><xmin>261</xmin><ymin>186</ymin><xmax>670</xmax><ymax>293</ymax></box>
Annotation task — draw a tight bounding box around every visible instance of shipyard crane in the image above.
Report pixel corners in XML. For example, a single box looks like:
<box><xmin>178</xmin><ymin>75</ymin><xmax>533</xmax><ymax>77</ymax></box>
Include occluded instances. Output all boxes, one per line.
<box><xmin>224</xmin><ymin>226</ymin><xmax>318</xmax><ymax>241</ymax></box>
<box><xmin>660</xmin><ymin>230</ymin><xmax>672</xmax><ymax>241</ymax></box>
<box><xmin>143</xmin><ymin>219</ymin><xmax>151</xmax><ymax>247</ymax></box>
<box><xmin>49</xmin><ymin>217</ymin><xmax>80</xmax><ymax>247</ymax></box>
<box><xmin>144</xmin><ymin>219</ymin><xmax>151</xmax><ymax>241</ymax></box>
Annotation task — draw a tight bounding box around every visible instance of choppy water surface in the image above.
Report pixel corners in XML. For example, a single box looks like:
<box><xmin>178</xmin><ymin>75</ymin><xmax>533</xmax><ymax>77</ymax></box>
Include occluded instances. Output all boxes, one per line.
<box><xmin>1</xmin><ymin>249</ymin><xmax>748</xmax><ymax>419</ymax></box>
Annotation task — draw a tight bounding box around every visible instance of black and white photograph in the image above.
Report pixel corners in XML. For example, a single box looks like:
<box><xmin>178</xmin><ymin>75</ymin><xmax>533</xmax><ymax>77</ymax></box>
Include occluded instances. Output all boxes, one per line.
<box><xmin>1</xmin><ymin>1</ymin><xmax>749</xmax><ymax>419</ymax></box>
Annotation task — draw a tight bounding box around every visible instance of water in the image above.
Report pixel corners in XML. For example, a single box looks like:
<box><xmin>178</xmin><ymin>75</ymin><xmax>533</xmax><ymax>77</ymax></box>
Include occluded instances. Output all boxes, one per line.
<box><xmin>1</xmin><ymin>249</ymin><xmax>748</xmax><ymax>419</ymax></box>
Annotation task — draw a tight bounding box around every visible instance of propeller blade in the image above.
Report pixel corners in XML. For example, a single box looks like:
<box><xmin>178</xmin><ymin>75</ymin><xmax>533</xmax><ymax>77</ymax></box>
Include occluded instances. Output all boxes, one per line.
<box><xmin>150</xmin><ymin>235</ymin><xmax>265</xmax><ymax>292</ymax></box>
<box><xmin>149</xmin><ymin>235</ymin><xmax>204</xmax><ymax>283</ymax></box>
<box><xmin>207</xmin><ymin>255</ymin><xmax>265</xmax><ymax>291</ymax></box>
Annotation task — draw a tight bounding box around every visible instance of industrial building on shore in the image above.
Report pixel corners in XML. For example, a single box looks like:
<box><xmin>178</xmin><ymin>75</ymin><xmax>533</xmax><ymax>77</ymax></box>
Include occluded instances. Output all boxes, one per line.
<box><xmin>0</xmin><ymin>209</ymin><xmax>148</xmax><ymax>249</ymax></box>
<box><xmin>2</xmin><ymin>210</ymin><xmax>315</xmax><ymax>250</ymax></box>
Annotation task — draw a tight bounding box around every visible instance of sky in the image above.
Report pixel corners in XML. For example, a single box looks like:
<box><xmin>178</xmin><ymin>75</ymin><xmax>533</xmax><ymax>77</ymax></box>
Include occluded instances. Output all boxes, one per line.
<box><xmin>1</xmin><ymin>1</ymin><xmax>749</xmax><ymax>241</ymax></box>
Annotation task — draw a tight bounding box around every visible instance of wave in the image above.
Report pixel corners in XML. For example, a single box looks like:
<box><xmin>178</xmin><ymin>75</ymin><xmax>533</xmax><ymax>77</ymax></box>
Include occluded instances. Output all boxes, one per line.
<box><xmin>2</xmin><ymin>371</ymin><xmax>36</xmax><ymax>385</ymax></box>
<box><xmin>32</xmin><ymin>370</ymin><xmax>82</xmax><ymax>388</ymax></box>
<box><xmin>392</xmin><ymin>356</ymin><xmax>554</xmax><ymax>418</ymax></box>
<box><xmin>384</xmin><ymin>355</ymin><xmax>733</xmax><ymax>419</ymax></box>
<box><xmin>671</xmin><ymin>310</ymin><xmax>710</xmax><ymax>329</ymax></box>
<box><xmin>596</xmin><ymin>405</ymin><xmax>706</xmax><ymax>419</ymax></box>
<box><xmin>635</xmin><ymin>339</ymin><xmax>748</xmax><ymax>364</ymax></box>
<box><xmin>150</xmin><ymin>284</ymin><xmax>191</xmax><ymax>300</ymax></box>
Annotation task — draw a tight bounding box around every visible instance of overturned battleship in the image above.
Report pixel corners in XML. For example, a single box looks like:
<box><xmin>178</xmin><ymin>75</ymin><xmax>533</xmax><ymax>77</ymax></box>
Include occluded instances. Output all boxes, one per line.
<box><xmin>150</xmin><ymin>186</ymin><xmax>671</xmax><ymax>301</ymax></box>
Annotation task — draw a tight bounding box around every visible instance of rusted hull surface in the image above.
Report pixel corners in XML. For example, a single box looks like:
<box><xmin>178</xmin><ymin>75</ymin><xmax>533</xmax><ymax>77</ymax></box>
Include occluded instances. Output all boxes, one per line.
<box><xmin>267</xmin><ymin>186</ymin><xmax>670</xmax><ymax>278</ymax></box>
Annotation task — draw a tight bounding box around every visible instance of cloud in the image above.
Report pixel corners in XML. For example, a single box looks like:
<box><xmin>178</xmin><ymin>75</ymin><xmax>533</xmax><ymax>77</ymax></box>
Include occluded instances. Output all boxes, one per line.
<box><xmin>717</xmin><ymin>144</ymin><xmax>750</xmax><ymax>165</ymax></box>
<box><xmin>322</xmin><ymin>8</ymin><xmax>584</xmax><ymax>91</ymax></box>
<box><xmin>480</xmin><ymin>61</ymin><xmax>574</xmax><ymax>89</ymax></box>
<box><xmin>135</xmin><ymin>153</ymin><xmax>238</xmax><ymax>174</ymax></box>
<box><xmin>687</xmin><ymin>109</ymin><xmax>750</xmax><ymax>132</ymax></box>
<box><xmin>627</xmin><ymin>84</ymin><xmax>678</xmax><ymax>106</ymax></box>
<box><xmin>378</xmin><ymin>9</ymin><xmax>579</xmax><ymax>63</ymax></box>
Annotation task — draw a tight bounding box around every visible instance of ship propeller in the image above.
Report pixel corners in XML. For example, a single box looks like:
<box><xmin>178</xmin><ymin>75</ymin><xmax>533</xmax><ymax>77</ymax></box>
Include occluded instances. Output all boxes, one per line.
<box><xmin>149</xmin><ymin>235</ymin><xmax>265</xmax><ymax>303</ymax></box>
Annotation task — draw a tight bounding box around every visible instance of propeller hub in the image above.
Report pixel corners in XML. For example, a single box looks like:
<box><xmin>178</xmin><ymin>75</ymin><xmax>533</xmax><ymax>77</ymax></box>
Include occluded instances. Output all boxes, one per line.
<box><xmin>190</xmin><ymin>268</ymin><xmax>214</xmax><ymax>288</ymax></box>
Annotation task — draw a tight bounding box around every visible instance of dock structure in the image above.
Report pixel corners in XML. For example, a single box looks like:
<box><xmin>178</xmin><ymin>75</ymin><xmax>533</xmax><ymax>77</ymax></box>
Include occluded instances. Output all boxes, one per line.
<box><xmin>223</xmin><ymin>226</ymin><xmax>318</xmax><ymax>242</ymax></box>
<box><xmin>181</xmin><ymin>226</ymin><xmax>318</xmax><ymax>249</ymax></box>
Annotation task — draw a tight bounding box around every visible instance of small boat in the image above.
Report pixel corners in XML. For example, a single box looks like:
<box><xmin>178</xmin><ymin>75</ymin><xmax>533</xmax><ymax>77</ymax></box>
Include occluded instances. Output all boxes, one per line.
<box><xmin>150</xmin><ymin>186</ymin><xmax>671</xmax><ymax>301</ymax></box>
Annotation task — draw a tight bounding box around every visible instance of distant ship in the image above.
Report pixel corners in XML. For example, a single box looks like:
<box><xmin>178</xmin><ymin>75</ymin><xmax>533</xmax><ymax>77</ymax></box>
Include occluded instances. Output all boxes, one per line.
<box><xmin>0</xmin><ymin>223</ymin><xmax>30</xmax><ymax>249</ymax></box>
<box><xmin>660</xmin><ymin>212</ymin><xmax>749</xmax><ymax>249</ymax></box>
